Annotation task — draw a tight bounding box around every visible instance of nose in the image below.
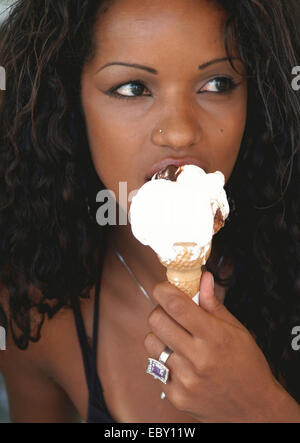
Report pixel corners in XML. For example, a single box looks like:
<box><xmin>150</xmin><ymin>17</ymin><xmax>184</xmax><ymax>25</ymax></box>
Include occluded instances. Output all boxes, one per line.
<box><xmin>151</xmin><ymin>100</ymin><xmax>201</xmax><ymax>151</ymax></box>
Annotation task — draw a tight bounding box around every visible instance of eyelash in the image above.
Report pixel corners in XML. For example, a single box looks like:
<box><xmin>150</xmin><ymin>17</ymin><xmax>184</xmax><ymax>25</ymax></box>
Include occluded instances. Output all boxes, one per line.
<box><xmin>105</xmin><ymin>77</ymin><xmax>240</xmax><ymax>101</ymax></box>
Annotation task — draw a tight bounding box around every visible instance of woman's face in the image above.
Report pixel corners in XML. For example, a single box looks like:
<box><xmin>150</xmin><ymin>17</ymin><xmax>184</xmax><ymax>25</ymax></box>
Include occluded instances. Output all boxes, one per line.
<box><xmin>81</xmin><ymin>0</ymin><xmax>248</xmax><ymax>200</ymax></box>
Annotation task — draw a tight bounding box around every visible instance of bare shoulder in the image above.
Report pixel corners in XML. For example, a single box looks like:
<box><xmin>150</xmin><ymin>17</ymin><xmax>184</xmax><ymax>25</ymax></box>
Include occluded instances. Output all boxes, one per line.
<box><xmin>0</xmin><ymin>281</ymin><xmax>67</xmax><ymax>365</ymax></box>
<box><xmin>0</xmin><ymin>277</ymin><xmax>96</xmax><ymax>373</ymax></box>
<box><xmin>0</xmin><ymin>282</ymin><xmax>86</xmax><ymax>422</ymax></box>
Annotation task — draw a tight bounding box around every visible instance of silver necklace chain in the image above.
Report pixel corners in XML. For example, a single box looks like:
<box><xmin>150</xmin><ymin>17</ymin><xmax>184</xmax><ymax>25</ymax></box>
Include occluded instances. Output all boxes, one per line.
<box><xmin>111</xmin><ymin>243</ymin><xmax>156</xmax><ymax>307</ymax></box>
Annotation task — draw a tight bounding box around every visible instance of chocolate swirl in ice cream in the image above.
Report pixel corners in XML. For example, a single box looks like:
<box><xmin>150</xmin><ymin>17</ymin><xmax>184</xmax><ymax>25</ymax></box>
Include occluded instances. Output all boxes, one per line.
<box><xmin>213</xmin><ymin>207</ymin><xmax>225</xmax><ymax>234</ymax></box>
<box><xmin>153</xmin><ymin>164</ymin><xmax>184</xmax><ymax>181</ymax></box>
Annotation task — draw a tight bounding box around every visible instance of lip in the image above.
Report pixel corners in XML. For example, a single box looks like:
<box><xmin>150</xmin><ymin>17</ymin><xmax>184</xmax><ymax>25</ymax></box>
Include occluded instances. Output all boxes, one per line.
<box><xmin>145</xmin><ymin>157</ymin><xmax>207</xmax><ymax>181</ymax></box>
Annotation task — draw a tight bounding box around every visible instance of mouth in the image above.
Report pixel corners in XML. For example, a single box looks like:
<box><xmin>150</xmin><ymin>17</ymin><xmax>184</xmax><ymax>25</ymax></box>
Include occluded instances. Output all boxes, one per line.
<box><xmin>145</xmin><ymin>157</ymin><xmax>207</xmax><ymax>182</ymax></box>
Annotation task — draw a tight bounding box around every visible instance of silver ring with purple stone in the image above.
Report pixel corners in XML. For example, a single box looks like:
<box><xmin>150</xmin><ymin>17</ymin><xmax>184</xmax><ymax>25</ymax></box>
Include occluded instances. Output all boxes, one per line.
<box><xmin>146</xmin><ymin>346</ymin><xmax>173</xmax><ymax>384</ymax></box>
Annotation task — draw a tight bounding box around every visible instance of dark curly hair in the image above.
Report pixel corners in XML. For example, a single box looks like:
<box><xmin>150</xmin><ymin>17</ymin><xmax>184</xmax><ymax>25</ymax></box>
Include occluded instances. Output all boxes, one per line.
<box><xmin>0</xmin><ymin>0</ymin><xmax>299</xmax><ymax>403</ymax></box>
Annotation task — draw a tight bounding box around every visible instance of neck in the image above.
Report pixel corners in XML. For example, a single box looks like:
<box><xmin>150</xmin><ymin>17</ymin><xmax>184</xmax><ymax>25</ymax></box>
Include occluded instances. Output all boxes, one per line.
<box><xmin>108</xmin><ymin>224</ymin><xmax>167</xmax><ymax>283</ymax></box>
<box><xmin>102</xmin><ymin>224</ymin><xmax>165</xmax><ymax>308</ymax></box>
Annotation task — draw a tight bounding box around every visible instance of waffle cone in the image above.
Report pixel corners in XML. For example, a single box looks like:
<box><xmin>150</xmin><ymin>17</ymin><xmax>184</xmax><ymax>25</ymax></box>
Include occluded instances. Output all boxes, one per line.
<box><xmin>158</xmin><ymin>242</ymin><xmax>212</xmax><ymax>298</ymax></box>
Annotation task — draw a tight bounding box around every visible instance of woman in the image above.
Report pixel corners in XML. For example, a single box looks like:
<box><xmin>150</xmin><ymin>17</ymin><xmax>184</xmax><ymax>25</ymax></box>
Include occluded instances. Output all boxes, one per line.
<box><xmin>0</xmin><ymin>0</ymin><xmax>299</xmax><ymax>423</ymax></box>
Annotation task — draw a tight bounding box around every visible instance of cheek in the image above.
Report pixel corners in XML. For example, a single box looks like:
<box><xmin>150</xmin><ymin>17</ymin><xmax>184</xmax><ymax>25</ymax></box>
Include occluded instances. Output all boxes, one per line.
<box><xmin>206</xmin><ymin>91</ymin><xmax>248</xmax><ymax>181</ymax></box>
<box><xmin>81</xmin><ymin>90</ymin><xmax>140</xmax><ymax>195</ymax></box>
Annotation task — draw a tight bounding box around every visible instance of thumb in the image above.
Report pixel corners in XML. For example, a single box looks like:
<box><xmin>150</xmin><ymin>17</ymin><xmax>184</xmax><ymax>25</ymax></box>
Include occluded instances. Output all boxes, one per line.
<box><xmin>199</xmin><ymin>271</ymin><xmax>221</xmax><ymax>313</ymax></box>
<box><xmin>199</xmin><ymin>272</ymin><xmax>239</xmax><ymax>325</ymax></box>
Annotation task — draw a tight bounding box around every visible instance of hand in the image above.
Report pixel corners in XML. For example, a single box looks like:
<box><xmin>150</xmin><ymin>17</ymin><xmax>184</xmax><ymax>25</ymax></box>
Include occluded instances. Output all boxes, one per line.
<box><xmin>144</xmin><ymin>272</ymin><xmax>286</xmax><ymax>423</ymax></box>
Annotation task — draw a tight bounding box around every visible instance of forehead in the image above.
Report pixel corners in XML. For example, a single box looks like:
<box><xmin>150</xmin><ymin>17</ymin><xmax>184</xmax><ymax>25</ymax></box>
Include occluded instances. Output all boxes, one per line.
<box><xmin>92</xmin><ymin>0</ymin><xmax>231</xmax><ymax>65</ymax></box>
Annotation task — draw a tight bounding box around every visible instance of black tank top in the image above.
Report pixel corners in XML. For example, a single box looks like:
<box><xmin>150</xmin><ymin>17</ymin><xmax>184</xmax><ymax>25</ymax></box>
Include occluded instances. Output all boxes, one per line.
<box><xmin>72</xmin><ymin>246</ymin><xmax>116</xmax><ymax>423</ymax></box>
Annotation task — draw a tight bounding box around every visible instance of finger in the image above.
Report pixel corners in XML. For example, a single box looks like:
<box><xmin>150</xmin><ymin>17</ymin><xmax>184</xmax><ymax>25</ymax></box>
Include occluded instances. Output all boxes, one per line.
<box><xmin>147</xmin><ymin>305</ymin><xmax>195</xmax><ymax>361</ymax></box>
<box><xmin>199</xmin><ymin>271</ymin><xmax>243</xmax><ymax>326</ymax></box>
<box><xmin>143</xmin><ymin>332</ymin><xmax>174</xmax><ymax>401</ymax></box>
<box><xmin>144</xmin><ymin>332</ymin><xmax>196</xmax><ymax>385</ymax></box>
<box><xmin>199</xmin><ymin>271</ymin><xmax>218</xmax><ymax>312</ymax></box>
<box><xmin>144</xmin><ymin>332</ymin><xmax>176</xmax><ymax>371</ymax></box>
<box><xmin>152</xmin><ymin>281</ymin><xmax>214</xmax><ymax>337</ymax></box>
<box><xmin>144</xmin><ymin>332</ymin><xmax>201</xmax><ymax>412</ymax></box>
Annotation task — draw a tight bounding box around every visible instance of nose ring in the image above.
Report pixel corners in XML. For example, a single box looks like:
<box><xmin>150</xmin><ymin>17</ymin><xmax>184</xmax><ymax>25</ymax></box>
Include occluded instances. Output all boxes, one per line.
<box><xmin>159</xmin><ymin>129</ymin><xmax>165</xmax><ymax>135</ymax></box>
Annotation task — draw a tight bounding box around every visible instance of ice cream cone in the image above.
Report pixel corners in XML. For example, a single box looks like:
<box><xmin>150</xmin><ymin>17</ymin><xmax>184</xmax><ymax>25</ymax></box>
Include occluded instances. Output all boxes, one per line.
<box><xmin>158</xmin><ymin>241</ymin><xmax>212</xmax><ymax>298</ymax></box>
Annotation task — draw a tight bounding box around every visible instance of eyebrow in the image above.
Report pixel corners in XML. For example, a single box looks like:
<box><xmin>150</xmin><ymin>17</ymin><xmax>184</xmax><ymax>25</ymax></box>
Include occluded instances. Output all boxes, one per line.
<box><xmin>96</xmin><ymin>62</ymin><xmax>158</xmax><ymax>74</ymax></box>
<box><xmin>198</xmin><ymin>56</ymin><xmax>240</xmax><ymax>70</ymax></box>
<box><xmin>96</xmin><ymin>57</ymin><xmax>240</xmax><ymax>75</ymax></box>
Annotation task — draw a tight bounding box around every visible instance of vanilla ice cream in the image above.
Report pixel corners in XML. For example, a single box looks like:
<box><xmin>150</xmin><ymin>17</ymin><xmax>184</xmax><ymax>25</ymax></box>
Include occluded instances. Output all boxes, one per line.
<box><xmin>129</xmin><ymin>165</ymin><xmax>229</xmax><ymax>264</ymax></box>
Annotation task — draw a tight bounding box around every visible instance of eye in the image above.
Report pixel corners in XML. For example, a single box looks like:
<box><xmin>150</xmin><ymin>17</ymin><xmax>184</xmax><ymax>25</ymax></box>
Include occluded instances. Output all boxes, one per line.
<box><xmin>200</xmin><ymin>77</ymin><xmax>239</xmax><ymax>93</ymax></box>
<box><xmin>107</xmin><ymin>81</ymin><xmax>151</xmax><ymax>99</ymax></box>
